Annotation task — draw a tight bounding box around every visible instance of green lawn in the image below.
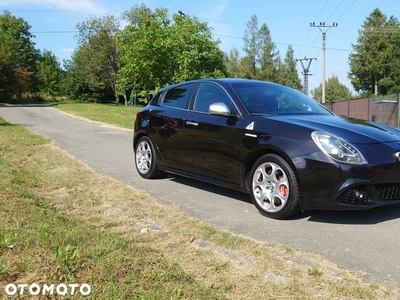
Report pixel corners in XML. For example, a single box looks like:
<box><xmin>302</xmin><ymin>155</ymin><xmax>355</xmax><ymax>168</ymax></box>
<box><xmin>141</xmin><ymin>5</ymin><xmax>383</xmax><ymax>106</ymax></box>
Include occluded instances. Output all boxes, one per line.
<box><xmin>55</xmin><ymin>101</ymin><xmax>143</xmax><ymax>129</ymax></box>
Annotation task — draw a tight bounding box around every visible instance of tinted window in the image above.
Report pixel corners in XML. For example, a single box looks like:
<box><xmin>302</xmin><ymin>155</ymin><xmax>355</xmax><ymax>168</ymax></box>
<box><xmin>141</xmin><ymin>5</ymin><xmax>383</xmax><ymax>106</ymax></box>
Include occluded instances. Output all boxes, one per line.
<box><xmin>193</xmin><ymin>83</ymin><xmax>233</xmax><ymax>113</ymax></box>
<box><xmin>150</xmin><ymin>92</ymin><xmax>162</xmax><ymax>105</ymax></box>
<box><xmin>231</xmin><ymin>82</ymin><xmax>332</xmax><ymax>115</ymax></box>
<box><xmin>162</xmin><ymin>84</ymin><xmax>193</xmax><ymax>109</ymax></box>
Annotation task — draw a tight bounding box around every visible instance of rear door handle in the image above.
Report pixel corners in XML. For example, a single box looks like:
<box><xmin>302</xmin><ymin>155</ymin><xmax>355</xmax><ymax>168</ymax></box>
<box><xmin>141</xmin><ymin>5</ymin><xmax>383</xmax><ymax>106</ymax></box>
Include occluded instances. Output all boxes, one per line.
<box><xmin>186</xmin><ymin>121</ymin><xmax>198</xmax><ymax>126</ymax></box>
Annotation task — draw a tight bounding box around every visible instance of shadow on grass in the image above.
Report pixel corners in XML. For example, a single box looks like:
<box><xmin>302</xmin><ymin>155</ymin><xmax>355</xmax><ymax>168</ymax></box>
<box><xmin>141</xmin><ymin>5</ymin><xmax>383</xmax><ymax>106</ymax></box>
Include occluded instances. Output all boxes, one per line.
<box><xmin>0</xmin><ymin>103</ymin><xmax>56</xmax><ymax>107</ymax></box>
<box><xmin>0</xmin><ymin>122</ymin><xmax>18</xmax><ymax>127</ymax></box>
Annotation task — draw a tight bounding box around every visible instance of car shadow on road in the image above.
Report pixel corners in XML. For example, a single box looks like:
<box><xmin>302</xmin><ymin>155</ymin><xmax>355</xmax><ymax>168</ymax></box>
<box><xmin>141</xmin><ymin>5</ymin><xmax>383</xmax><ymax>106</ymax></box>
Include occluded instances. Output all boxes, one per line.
<box><xmin>164</xmin><ymin>174</ymin><xmax>400</xmax><ymax>225</ymax></box>
<box><xmin>293</xmin><ymin>204</ymin><xmax>400</xmax><ymax>224</ymax></box>
<box><xmin>166</xmin><ymin>174</ymin><xmax>252</xmax><ymax>204</ymax></box>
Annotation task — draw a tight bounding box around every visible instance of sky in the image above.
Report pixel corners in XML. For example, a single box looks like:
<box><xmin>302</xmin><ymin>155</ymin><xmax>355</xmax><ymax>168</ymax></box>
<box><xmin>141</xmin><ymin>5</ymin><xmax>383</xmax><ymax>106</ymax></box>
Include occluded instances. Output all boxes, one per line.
<box><xmin>1</xmin><ymin>0</ymin><xmax>400</xmax><ymax>93</ymax></box>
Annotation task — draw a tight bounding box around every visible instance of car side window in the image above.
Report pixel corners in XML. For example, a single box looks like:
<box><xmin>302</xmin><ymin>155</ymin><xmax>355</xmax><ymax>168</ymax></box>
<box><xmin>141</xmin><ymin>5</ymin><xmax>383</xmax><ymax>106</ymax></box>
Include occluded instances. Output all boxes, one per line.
<box><xmin>162</xmin><ymin>84</ymin><xmax>193</xmax><ymax>109</ymax></box>
<box><xmin>150</xmin><ymin>93</ymin><xmax>161</xmax><ymax>105</ymax></box>
<box><xmin>193</xmin><ymin>83</ymin><xmax>233</xmax><ymax>113</ymax></box>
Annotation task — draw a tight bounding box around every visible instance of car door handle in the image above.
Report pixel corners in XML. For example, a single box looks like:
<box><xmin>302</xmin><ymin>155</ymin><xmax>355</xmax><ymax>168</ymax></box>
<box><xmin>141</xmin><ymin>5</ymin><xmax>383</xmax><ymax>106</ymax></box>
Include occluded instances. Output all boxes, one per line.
<box><xmin>186</xmin><ymin>121</ymin><xmax>198</xmax><ymax>126</ymax></box>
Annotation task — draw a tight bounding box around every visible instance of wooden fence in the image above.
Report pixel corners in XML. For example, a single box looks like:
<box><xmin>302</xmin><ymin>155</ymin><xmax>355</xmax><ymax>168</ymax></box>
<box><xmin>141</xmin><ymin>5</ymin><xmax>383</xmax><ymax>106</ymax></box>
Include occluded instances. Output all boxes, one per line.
<box><xmin>323</xmin><ymin>98</ymin><xmax>399</xmax><ymax>128</ymax></box>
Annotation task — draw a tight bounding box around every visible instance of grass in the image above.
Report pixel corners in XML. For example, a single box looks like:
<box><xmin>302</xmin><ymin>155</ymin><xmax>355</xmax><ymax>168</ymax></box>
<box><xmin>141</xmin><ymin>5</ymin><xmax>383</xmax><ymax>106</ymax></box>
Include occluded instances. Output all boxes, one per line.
<box><xmin>0</xmin><ymin>96</ymin><xmax>51</xmax><ymax>105</ymax></box>
<box><xmin>55</xmin><ymin>101</ymin><xmax>142</xmax><ymax>129</ymax></box>
<box><xmin>0</xmin><ymin>120</ymin><xmax>224</xmax><ymax>299</ymax></box>
<box><xmin>1</xmin><ymin>101</ymin><xmax>400</xmax><ymax>299</ymax></box>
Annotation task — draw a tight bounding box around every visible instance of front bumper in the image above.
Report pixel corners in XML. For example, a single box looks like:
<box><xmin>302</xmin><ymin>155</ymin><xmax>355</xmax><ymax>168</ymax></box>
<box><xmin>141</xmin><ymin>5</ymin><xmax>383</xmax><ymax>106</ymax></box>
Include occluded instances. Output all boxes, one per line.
<box><xmin>294</xmin><ymin>142</ymin><xmax>400</xmax><ymax>210</ymax></box>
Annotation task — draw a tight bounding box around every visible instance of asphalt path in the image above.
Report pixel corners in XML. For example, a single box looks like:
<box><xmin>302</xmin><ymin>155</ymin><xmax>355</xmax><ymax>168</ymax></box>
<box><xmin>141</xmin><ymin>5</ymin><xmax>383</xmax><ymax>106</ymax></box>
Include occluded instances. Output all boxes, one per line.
<box><xmin>1</xmin><ymin>105</ymin><xmax>400</xmax><ymax>289</ymax></box>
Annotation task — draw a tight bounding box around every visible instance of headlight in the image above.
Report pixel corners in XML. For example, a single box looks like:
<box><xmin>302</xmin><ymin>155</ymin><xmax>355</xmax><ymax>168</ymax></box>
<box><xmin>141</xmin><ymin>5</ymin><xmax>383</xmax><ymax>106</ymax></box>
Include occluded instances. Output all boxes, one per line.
<box><xmin>311</xmin><ymin>131</ymin><xmax>367</xmax><ymax>164</ymax></box>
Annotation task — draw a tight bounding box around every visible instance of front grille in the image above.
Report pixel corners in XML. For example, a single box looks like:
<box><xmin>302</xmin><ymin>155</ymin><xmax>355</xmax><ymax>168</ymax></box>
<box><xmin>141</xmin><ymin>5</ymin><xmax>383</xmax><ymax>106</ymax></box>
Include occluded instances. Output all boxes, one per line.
<box><xmin>338</xmin><ymin>184</ymin><xmax>400</xmax><ymax>205</ymax></box>
<box><xmin>338</xmin><ymin>187</ymin><xmax>368</xmax><ymax>205</ymax></box>
<box><xmin>376</xmin><ymin>184</ymin><xmax>400</xmax><ymax>200</ymax></box>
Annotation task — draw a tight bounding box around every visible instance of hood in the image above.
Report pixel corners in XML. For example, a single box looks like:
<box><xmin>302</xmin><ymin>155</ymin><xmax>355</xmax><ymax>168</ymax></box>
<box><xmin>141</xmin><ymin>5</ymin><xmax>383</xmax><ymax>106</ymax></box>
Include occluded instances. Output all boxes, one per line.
<box><xmin>265</xmin><ymin>114</ymin><xmax>400</xmax><ymax>144</ymax></box>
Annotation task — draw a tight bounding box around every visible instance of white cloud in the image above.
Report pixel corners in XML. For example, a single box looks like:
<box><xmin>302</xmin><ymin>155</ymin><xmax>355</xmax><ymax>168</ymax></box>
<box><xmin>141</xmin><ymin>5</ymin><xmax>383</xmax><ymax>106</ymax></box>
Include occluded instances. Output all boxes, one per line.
<box><xmin>194</xmin><ymin>0</ymin><xmax>237</xmax><ymax>53</ymax></box>
<box><xmin>61</xmin><ymin>48</ymin><xmax>74</xmax><ymax>53</ymax></box>
<box><xmin>0</xmin><ymin>0</ymin><xmax>108</xmax><ymax>15</ymax></box>
<box><xmin>196</xmin><ymin>0</ymin><xmax>228</xmax><ymax>22</ymax></box>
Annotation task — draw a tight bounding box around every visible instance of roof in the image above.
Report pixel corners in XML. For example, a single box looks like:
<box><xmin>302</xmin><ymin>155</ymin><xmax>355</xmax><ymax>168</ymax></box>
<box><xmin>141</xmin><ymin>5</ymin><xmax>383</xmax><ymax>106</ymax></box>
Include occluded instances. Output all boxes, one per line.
<box><xmin>159</xmin><ymin>78</ymin><xmax>276</xmax><ymax>91</ymax></box>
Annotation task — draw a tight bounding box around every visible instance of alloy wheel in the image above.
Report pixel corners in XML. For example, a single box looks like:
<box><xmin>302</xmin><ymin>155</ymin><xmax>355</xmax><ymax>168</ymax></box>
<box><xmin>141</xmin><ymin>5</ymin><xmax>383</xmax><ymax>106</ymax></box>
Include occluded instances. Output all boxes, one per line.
<box><xmin>252</xmin><ymin>162</ymin><xmax>289</xmax><ymax>213</ymax></box>
<box><xmin>136</xmin><ymin>140</ymin><xmax>152</xmax><ymax>175</ymax></box>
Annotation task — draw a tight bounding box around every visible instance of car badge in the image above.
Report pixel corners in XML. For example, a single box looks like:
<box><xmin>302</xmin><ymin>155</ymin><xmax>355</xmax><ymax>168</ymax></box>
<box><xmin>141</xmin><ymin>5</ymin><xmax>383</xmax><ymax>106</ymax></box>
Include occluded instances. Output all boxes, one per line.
<box><xmin>246</xmin><ymin>122</ymin><xmax>254</xmax><ymax>130</ymax></box>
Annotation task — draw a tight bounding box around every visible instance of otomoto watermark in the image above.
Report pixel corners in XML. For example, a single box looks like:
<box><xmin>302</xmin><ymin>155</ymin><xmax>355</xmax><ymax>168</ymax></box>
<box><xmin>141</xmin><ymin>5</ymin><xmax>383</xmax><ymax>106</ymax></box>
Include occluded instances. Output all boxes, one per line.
<box><xmin>3</xmin><ymin>283</ymin><xmax>91</xmax><ymax>296</ymax></box>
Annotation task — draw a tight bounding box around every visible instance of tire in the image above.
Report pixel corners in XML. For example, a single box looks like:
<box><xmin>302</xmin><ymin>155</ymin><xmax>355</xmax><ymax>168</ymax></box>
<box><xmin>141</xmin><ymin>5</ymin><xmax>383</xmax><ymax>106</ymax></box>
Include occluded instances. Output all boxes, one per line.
<box><xmin>135</xmin><ymin>136</ymin><xmax>163</xmax><ymax>179</ymax></box>
<box><xmin>249</xmin><ymin>154</ymin><xmax>300</xmax><ymax>219</ymax></box>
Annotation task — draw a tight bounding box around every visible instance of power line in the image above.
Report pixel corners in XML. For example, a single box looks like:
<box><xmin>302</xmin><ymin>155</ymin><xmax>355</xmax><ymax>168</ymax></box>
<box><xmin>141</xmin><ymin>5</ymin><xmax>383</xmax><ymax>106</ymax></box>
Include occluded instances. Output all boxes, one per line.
<box><xmin>302</xmin><ymin>0</ymin><xmax>328</xmax><ymax>59</ymax></box>
<box><xmin>299</xmin><ymin>0</ymin><xmax>329</xmax><ymax>59</ymax></box>
<box><xmin>29</xmin><ymin>29</ymin><xmax>353</xmax><ymax>53</ymax></box>
<box><xmin>212</xmin><ymin>33</ymin><xmax>243</xmax><ymax>40</ymax></box>
<box><xmin>212</xmin><ymin>33</ymin><xmax>352</xmax><ymax>51</ymax></box>
<box><xmin>313</xmin><ymin>0</ymin><xmax>329</xmax><ymax>23</ymax></box>
<box><xmin>325</xmin><ymin>0</ymin><xmax>345</xmax><ymax>23</ymax></box>
<box><xmin>306</xmin><ymin>0</ymin><xmax>357</xmax><ymax>75</ymax></box>
<box><xmin>362</xmin><ymin>27</ymin><xmax>400</xmax><ymax>33</ymax></box>
<box><xmin>31</xmin><ymin>31</ymin><xmax>78</xmax><ymax>34</ymax></box>
<box><xmin>335</xmin><ymin>0</ymin><xmax>358</xmax><ymax>22</ymax></box>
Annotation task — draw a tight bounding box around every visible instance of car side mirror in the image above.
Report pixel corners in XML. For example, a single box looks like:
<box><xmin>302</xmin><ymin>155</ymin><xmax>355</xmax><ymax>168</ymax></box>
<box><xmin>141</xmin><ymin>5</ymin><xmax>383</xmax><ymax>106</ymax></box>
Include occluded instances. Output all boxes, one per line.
<box><xmin>209</xmin><ymin>102</ymin><xmax>231</xmax><ymax>116</ymax></box>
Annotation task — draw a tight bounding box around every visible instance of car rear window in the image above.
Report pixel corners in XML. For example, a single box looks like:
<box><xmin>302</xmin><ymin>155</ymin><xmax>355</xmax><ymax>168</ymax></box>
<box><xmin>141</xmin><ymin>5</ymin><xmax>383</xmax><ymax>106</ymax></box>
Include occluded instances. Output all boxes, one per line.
<box><xmin>162</xmin><ymin>83</ymin><xmax>194</xmax><ymax>109</ymax></box>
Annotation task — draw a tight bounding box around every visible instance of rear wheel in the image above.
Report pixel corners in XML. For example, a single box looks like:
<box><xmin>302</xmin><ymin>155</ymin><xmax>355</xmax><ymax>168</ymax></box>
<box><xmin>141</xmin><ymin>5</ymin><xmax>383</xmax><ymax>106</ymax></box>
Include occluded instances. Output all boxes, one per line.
<box><xmin>249</xmin><ymin>154</ymin><xmax>300</xmax><ymax>219</ymax></box>
<box><xmin>135</xmin><ymin>136</ymin><xmax>163</xmax><ymax>179</ymax></box>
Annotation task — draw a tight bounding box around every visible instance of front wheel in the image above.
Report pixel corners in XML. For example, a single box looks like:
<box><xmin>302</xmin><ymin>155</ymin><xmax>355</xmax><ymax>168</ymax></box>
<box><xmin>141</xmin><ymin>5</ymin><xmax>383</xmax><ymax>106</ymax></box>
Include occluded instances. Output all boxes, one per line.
<box><xmin>249</xmin><ymin>154</ymin><xmax>300</xmax><ymax>219</ymax></box>
<box><xmin>135</xmin><ymin>136</ymin><xmax>163</xmax><ymax>179</ymax></box>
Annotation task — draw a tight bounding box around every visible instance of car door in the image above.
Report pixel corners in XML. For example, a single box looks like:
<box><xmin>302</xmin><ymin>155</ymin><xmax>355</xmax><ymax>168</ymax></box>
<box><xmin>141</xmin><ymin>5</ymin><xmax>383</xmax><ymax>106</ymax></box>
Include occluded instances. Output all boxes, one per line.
<box><xmin>148</xmin><ymin>83</ymin><xmax>195</xmax><ymax>171</ymax></box>
<box><xmin>182</xmin><ymin>82</ymin><xmax>244</xmax><ymax>185</ymax></box>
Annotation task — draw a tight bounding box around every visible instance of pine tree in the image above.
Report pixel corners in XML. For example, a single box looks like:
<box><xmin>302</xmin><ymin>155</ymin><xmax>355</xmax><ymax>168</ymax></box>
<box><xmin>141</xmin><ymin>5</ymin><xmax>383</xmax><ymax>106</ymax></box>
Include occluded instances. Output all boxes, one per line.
<box><xmin>348</xmin><ymin>8</ymin><xmax>400</xmax><ymax>95</ymax></box>
<box><xmin>242</xmin><ymin>15</ymin><xmax>260</xmax><ymax>79</ymax></box>
<box><xmin>282</xmin><ymin>45</ymin><xmax>302</xmax><ymax>91</ymax></box>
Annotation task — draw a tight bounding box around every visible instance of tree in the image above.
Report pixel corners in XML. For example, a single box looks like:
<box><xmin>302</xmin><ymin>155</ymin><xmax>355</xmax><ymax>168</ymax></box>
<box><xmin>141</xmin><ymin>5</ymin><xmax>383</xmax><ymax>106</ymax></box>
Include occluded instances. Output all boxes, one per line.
<box><xmin>348</xmin><ymin>8</ymin><xmax>400</xmax><ymax>96</ymax></box>
<box><xmin>311</xmin><ymin>75</ymin><xmax>352</xmax><ymax>102</ymax></box>
<box><xmin>240</xmin><ymin>15</ymin><xmax>301</xmax><ymax>86</ymax></box>
<box><xmin>0</xmin><ymin>10</ymin><xmax>39</xmax><ymax>99</ymax></box>
<box><xmin>118</xmin><ymin>5</ymin><xmax>226</xmax><ymax>101</ymax></box>
<box><xmin>224</xmin><ymin>47</ymin><xmax>242</xmax><ymax>78</ymax></box>
<box><xmin>65</xmin><ymin>14</ymin><xmax>120</xmax><ymax>102</ymax></box>
<box><xmin>242</xmin><ymin>15</ymin><xmax>260</xmax><ymax>79</ymax></box>
<box><xmin>280</xmin><ymin>45</ymin><xmax>302</xmax><ymax>91</ymax></box>
<box><xmin>384</xmin><ymin>16</ymin><xmax>400</xmax><ymax>94</ymax></box>
<box><xmin>36</xmin><ymin>50</ymin><xmax>64</xmax><ymax>97</ymax></box>
<box><xmin>275</xmin><ymin>54</ymin><xmax>286</xmax><ymax>85</ymax></box>
<box><xmin>257</xmin><ymin>23</ymin><xmax>277</xmax><ymax>82</ymax></box>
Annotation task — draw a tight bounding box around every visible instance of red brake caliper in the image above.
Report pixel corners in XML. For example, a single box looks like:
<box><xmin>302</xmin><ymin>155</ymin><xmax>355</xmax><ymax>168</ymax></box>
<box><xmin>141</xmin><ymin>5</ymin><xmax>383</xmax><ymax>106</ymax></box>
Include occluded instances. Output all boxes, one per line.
<box><xmin>279</xmin><ymin>185</ymin><xmax>288</xmax><ymax>197</ymax></box>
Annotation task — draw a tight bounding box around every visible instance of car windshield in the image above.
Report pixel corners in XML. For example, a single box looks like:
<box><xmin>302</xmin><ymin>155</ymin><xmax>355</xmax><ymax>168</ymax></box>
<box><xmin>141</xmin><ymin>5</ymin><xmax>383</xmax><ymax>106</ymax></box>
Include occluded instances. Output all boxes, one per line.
<box><xmin>231</xmin><ymin>82</ymin><xmax>333</xmax><ymax>116</ymax></box>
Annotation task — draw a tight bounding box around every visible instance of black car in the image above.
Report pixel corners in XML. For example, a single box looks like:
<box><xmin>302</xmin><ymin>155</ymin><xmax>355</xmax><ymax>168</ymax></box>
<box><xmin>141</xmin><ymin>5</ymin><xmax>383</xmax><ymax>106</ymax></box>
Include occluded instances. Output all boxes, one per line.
<box><xmin>133</xmin><ymin>78</ymin><xmax>400</xmax><ymax>219</ymax></box>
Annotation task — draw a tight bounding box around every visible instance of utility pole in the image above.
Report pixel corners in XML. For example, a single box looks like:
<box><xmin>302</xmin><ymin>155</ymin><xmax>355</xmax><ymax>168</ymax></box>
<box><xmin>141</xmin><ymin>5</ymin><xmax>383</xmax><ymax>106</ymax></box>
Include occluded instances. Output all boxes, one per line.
<box><xmin>310</xmin><ymin>22</ymin><xmax>338</xmax><ymax>103</ymax></box>
<box><xmin>296</xmin><ymin>57</ymin><xmax>316</xmax><ymax>96</ymax></box>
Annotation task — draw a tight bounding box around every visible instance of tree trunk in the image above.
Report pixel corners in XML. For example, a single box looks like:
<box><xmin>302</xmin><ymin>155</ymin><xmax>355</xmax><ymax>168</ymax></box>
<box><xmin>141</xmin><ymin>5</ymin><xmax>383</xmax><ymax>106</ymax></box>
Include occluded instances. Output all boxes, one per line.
<box><xmin>112</xmin><ymin>81</ymin><xmax>120</xmax><ymax>104</ymax></box>
<box><xmin>123</xmin><ymin>92</ymin><xmax>128</xmax><ymax>106</ymax></box>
